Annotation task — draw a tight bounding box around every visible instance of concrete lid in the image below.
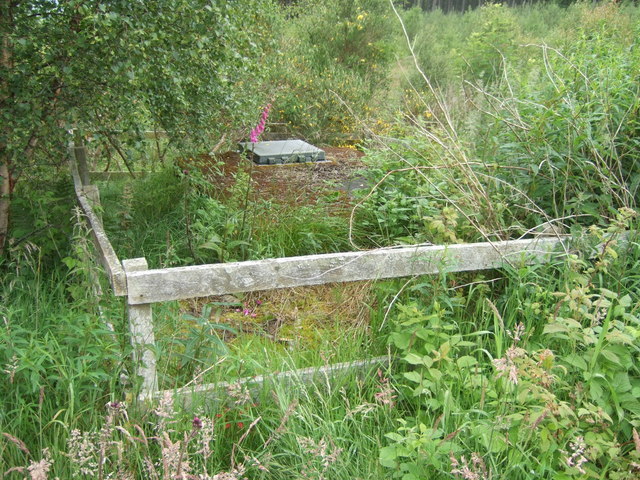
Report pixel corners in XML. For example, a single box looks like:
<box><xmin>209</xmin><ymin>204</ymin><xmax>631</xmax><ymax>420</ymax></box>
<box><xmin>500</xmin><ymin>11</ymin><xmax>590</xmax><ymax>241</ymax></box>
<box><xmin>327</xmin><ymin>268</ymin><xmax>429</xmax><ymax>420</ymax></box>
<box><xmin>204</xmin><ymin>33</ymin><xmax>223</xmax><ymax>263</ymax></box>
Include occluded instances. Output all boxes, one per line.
<box><xmin>238</xmin><ymin>140</ymin><xmax>326</xmax><ymax>164</ymax></box>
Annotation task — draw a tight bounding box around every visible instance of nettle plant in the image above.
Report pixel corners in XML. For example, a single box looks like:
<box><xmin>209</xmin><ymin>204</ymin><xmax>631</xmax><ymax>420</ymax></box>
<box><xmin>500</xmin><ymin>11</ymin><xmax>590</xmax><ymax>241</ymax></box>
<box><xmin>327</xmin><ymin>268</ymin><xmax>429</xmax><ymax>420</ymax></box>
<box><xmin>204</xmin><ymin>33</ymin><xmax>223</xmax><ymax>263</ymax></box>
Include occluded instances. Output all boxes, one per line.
<box><xmin>381</xmin><ymin>210</ymin><xmax>640</xmax><ymax>480</ymax></box>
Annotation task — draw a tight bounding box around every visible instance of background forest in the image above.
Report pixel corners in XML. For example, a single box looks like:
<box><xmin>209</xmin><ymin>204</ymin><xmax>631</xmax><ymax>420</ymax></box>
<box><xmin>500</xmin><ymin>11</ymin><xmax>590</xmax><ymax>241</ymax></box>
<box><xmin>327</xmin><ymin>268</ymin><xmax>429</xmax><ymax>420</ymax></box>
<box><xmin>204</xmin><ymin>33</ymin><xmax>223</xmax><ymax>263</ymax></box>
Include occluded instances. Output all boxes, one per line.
<box><xmin>1</xmin><ymin>1</ymin><xmax>640</xmax><ymax>479</ymax></box>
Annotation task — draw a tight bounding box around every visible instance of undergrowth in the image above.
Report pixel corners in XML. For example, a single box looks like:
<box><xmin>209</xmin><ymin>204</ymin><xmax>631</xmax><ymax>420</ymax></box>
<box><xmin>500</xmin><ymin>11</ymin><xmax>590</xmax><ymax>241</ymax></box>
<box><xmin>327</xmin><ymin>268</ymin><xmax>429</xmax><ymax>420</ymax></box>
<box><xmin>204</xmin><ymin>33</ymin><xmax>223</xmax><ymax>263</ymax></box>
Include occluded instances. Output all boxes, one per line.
<box><xmin>2</xmin><ymin>2</ymin><xmax>640</xmax><ymax>480</ymax></box>
<box><xmin>381</xmin><ymin>215</ymin><xmax>640</xmax><ymax>480</ymax></box>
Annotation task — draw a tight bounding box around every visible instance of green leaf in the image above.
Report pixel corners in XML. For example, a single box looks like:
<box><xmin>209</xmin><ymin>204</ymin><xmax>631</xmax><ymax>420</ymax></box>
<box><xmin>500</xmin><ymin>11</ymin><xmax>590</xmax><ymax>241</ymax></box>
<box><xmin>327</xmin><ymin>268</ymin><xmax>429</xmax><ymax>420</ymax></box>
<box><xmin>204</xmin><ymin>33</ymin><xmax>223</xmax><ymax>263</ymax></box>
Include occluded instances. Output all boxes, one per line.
<box><xmin>391</xmin><ymin>332</ymin><xmax>412</xmax><ymax>350</ymax></box>
<box><xmin>62</xmin><ymin>257</ymin><xmax>78</xmax><ymax>269</ymax></box>
<box><xmin>456</xmin><ymin>356</ymin><xmax>477</xmax><ymax>368</ymax></box>
<box><xmin>620</xmin><ymin>399</ymin><xmax>640</xmax><ymax>416</ymax></box>
<box><xmin>379</xmin><ymin>446</ymin><xmax>399</xmax><ymax>467</ymax></box>
<box><xmin>553</xmin><ymin>474</ymin><xmax>573</xmax><ymax>480</ymax></box>
<box><xmin>206</xmin><ymin>323</ymin><xmax>238</xmax><ymax>333</ymax></box>
<box><xmin>618</xmin><ymin>294</ymin><xmax>632</xmax><ymax>308</ymax></box>
<box><xmin>543</xmin><ymin>323</ymin><xmax>569</xmax><ymax>334</ymax></box>
<box><xmin>563</xmin><ymin>353</ymin><xmax>588</xmax><ymax>371</ymax></box>
<box><xmin>589</xmin><ymin>378</ymin><xmax>604</xmax><ymax>402</ymax></box>
<box><xmin>384</xmin><ymin>432</ymin><xmax>405</xmax><ymax>442</ymax></box>
<box><xmin>600</xmin><ymin>288</ymin><xmax>618</xmax><ymax>299</ymax></box>
<box><xmin>600</xmin><ymin>348</ymin><xmax>620</xmax><ymax>364</ymax></box>
<box><xmin>403</xmin><ymin>371</ymin><xmax>422</xmax><ymax>384</ymax></box>
<box><xmin>605</xmin><ymin>330</ymin><xmax>635</xmax><ymax>345</ymax></box>
<box><xmin>611</xmin><ymin>372</ymin><xmax>632</xmax><ymax>393</ymax></box>
<box><xmin>428</xmin><ymin>368</ymin><xmax>443</xmax><ymax>382</ymax></box>
<box><xmin>402</xmin><ymin>474</ymin><xmax>422</xmax><ymax>480</ymax></box>
<box><xmin>404</xmin><ymin>353</ymin><xmax>425</xmax><ymax>365</ymax></box>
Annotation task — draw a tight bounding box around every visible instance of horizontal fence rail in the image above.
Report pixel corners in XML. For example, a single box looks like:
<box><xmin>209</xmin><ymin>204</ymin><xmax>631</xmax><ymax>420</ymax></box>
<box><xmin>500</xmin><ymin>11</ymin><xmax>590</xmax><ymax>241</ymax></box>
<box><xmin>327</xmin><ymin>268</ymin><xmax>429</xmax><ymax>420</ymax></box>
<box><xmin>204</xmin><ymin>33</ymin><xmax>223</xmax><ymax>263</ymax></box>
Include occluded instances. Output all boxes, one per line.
<box><xmin>69</xmin><ymin>148</ymin><xmax>127</xmax><ymax>296</ymax></box>
<box><xmin>159</xmin><ymin>356</ymin><xmax>391</xmax><ymax>408</ymax></box>
<box><xmin>125</xmin><ymin>237</ymin><xmax>568</xmax><ymax>305</ymax></box>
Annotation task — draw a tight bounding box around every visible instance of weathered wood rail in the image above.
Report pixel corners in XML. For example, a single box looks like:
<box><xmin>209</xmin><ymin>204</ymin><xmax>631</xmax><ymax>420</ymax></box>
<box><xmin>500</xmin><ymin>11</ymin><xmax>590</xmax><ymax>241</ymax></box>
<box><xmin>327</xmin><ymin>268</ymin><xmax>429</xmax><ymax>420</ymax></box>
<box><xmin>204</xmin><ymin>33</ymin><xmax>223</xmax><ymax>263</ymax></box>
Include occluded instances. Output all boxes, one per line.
<box><xmin>125</xmin><ymin>237</ymin><xmax>564</xmax><ymax>305</ymax></box>
<box><xmin>161</xmin><ymin>356</ymin><xmax>392</xmax><ymax>408</ymax></box>
<box><xmin>69</xmin><ymin>146</ymin><xmax>128</xmax><ymax>296</ymax></box>
<box><xmin>70</xmin><ymin>145</ymin><xmax>576</xmax><ymax>402</ymax></box>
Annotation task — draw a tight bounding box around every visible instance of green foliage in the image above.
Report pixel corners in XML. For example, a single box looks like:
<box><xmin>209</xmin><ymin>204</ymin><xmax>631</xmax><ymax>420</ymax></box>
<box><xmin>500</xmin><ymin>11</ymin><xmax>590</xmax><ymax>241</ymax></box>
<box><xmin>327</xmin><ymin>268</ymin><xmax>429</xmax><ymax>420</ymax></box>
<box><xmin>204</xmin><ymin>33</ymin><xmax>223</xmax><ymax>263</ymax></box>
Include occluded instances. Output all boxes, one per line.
<box><xmin>7</xmin><ymin>172</ymin><xmax>76</xmax><ymax>264</ymax></box>
<box><xmin>400</xmin><ymin>7</ymin><xmax>469</xmax><ymax>87</ymax></box>
<box><xmin>270</xmin><ymin>0</ymin><xmax>397</xmax><ymax>143</ymax></box>
<box><xmin>381</xmin><ymin>222</ymin><xmax>640</xmax><ymax>479</ymax></box>
<box><xmin>398</xmin><ymin>3</ymin><xmax>521</xmax><ymax>88</ymax></box>
<box><xmin>1</xmin><ymin>0</ymin><xmax>280</xmax><ymax>255</ymax></box>
<box><xmin>132</xmin><ymin>169</ymin><xmax>188</xmax><ymax>224</ymax></box>
<box><xmin>292</xmin><ymin>0</ymin><xmax>395</xmax><ymax>83</ymax></box>
<box><xmin>2</xmin><ymin>353</ymin><xmax>395</xmax><ymax>478</ymax></box>
<box><xmin>350</xmin><ymin>3</ymin><xmax>640</xmax><ymax>246</ymax></box>
<box><xmin>168</xmin><ymin>303</ymin><xmax>237</xmax><ymax>378</ymax></box>
<box><xmin>192</xmin><ymin>197</ymin><xmax>352</xmax><ymax>263</ymax></box>
<box><xmin>98</xmin><ymin>170</ymin><xmax>193</xmax><ymax>267</ymax></box>
<box><xmin>350</xmin><ymin>139</ymin><xmax>489</xmax><ymax>247</ymax></box>
<box><xmin>474</xmin><ymin>12</ymin><xmax>640</xmax><ymax>223</ymax></box>
<box><xmin>4</xmin><ymin>3</ymin><xmax>640</xmax><ymax>479</ymax></box>
<box><xmin>99</xmin><ymin>165</ymin><xmax>353</xmax><ymax>267</ymax></box>
<box><xmin>461</xmin><ymin>3</ymin><xmax>519</xmax><ymax>82</ymax></box>
<box><xmin>0</xmin><ymin>258</ymin><xmax>126</xmax><ymax>474</ymax></box>
<box><xmin>4</xmin><ymin>0</ymin><xmax>278</xmax><ymax>154</ymax></box>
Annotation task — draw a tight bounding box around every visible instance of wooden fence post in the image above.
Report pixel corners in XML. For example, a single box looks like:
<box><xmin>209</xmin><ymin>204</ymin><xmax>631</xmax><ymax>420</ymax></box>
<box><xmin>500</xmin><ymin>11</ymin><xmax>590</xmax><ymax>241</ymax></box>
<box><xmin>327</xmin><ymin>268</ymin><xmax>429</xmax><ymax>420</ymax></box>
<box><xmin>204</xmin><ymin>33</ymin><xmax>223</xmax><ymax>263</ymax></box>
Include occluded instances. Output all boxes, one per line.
<box><xmin>73</xmin><ymin>137</ymin><xmax>91</xmax><ymax>186</ymax></box>
<box><xmin>122</xmin><ymin>258</ymin><xmax>158</xmax><ymax>400</ymax></box>
<box><xmin>82</xmin><ymin>185</ymin><xmax>102</xmax><ymax>223</ymax></box>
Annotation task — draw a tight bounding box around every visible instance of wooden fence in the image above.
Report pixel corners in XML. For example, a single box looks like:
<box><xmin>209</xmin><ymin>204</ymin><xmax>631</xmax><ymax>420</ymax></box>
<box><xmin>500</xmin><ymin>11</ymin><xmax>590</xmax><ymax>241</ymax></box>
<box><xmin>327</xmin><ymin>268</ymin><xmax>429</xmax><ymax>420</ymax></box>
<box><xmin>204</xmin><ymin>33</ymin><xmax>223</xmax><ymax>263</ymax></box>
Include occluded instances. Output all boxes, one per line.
<box><xmin>70</xmin><ymin>145</ymin><xmax>575</xmax><ymax>403</ymax></box>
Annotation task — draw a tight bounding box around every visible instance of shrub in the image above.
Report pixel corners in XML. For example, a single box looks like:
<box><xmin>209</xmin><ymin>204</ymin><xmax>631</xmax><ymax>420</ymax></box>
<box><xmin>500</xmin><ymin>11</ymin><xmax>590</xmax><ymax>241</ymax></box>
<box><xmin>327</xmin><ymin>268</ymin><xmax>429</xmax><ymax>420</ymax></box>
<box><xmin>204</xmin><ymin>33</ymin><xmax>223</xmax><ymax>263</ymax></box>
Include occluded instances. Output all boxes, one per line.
<box><xmin>381</xmin><ymin>219</ymin><xmax>640</xmax><ymax>479</ymax></box>
<box><xmin>270</xmin><ymin>0</ymin><xmax>397</xmax><ymax>143</ymax></box>
<box><xmin>461</xmin><ymin>3</ymin><xmax>520</xmax><ymax>83</ymax></box>
<box><xmin>472</xmin><ymin>12</ymin><xmax>640</xmax><ymax>224</ymax></box>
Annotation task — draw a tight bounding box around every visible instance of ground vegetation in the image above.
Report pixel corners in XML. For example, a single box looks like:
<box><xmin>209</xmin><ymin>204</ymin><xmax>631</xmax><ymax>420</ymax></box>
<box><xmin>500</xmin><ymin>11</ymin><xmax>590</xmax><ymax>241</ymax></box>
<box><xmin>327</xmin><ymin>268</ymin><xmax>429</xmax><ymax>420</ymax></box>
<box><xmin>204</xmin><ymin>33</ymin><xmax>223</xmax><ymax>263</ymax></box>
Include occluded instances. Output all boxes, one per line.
<box><xmin>2</xmin><ymin>1</ymin><xmax>640</xmax><ymax>479</ymax></box>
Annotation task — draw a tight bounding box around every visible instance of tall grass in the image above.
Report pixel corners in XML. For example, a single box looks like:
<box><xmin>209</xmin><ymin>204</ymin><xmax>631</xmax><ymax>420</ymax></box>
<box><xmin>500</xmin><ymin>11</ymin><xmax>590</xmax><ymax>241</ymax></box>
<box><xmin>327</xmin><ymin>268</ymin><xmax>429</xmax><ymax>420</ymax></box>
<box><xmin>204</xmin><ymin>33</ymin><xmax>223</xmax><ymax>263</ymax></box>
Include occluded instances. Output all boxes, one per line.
<box><xmin>369</xmin><ymin>3</ymin><xmax>640</xmax><ymax>478</ymax></box>
<box><xmin>3</xmin><ymin>2</ymin><xmax>640</xmax><ymax>479</ymax></box>
<box><xmin>0</xmin><ymin>251</ymin><xmax>127</xmax><ymax>476</ymax></box>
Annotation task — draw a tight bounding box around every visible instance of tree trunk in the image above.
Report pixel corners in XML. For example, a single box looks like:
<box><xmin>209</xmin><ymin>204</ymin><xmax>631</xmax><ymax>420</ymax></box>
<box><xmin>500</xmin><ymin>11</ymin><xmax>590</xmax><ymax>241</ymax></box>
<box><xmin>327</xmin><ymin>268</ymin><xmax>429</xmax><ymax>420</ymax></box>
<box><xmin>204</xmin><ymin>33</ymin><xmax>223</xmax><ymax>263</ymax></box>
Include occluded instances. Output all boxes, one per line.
<box><xmin>0</xmin><ymin>1</ymin><xmax>13</xmax><ymax>257</ymax></box>
<box><xmin>0</xmin><ymin>161</ymin><xmax>10</xmax><ymax>256</ymax></box>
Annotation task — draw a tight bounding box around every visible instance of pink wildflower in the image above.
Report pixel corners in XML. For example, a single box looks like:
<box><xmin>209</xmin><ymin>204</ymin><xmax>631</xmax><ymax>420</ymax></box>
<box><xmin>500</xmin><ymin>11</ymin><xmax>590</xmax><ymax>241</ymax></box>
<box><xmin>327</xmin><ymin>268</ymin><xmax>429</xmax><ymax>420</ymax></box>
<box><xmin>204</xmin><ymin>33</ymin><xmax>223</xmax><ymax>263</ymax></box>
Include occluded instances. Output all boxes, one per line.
<box><xmin>562</xmin><ymin>436</ymin><xmax>588</xmax><ymax>474</ymax></box>
<box><xmin>450</xmin><ymin>452</ymin><xmax>488</xmax><ymax>480</ymax></box>
<box><xmin>192</xmin><ymin>416</ymin><xmax>203</xmax><ymax>430</ymax></box>
<box><xmin>27</xmin><ymin>448</ymin><xmax>53</xmax><ymax>480</ymax></box>
<box><xmin>493</xmin><ymin>339</ymin><xmax>527</xmax><ymax>385</ymax></box>
<box><xmin>508</xmin><ymin>322</ymin><xmax>525</xmax><ymax>342</ymax></box>
<box><xmin>250</xmin><ymin>104</ymin><xmax>272</xmax><ymax>143</ymax></box>
<box><xmin>374</xmin><ymin>369</ymin><xmax>397</xmax><ymax>408</ymax></box>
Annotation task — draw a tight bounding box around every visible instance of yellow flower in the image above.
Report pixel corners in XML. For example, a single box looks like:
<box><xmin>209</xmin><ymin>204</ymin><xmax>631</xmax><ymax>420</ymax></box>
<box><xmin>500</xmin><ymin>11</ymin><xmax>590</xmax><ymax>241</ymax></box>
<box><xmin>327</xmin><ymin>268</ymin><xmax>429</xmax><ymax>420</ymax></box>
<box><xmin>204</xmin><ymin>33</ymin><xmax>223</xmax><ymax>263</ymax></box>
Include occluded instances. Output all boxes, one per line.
<box><xmin>356</xmin><ymin>14</ymin><xmax>364</xmax><ymax>21</ymax></box>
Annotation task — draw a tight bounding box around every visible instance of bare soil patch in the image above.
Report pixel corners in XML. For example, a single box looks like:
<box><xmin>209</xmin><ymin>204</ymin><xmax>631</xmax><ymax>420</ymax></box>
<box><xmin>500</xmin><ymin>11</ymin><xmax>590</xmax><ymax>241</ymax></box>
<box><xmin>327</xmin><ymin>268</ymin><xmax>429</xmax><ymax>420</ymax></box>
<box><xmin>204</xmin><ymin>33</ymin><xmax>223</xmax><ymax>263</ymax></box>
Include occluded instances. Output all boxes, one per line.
<box><xmin>190</xmin><ymin>147</ymin><xmax>367</xmax><ymax>206</ymax></box>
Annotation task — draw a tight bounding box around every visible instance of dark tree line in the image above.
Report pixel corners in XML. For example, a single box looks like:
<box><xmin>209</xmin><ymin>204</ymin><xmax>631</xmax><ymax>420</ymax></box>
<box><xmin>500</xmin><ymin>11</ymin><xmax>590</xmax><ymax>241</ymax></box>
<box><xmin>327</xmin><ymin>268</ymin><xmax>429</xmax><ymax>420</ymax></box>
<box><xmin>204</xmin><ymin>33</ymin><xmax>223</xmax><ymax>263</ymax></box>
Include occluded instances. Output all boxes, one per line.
<box><xmin>278</xmin><ymin>0</ymin><xmax>624</xmax><ymax>14</ymax></box>
<box><xmin>394</xmin><ymin>0</ymin><xmax>637</xmax><ymax>13</ymax></box>
<box><xmin>398</xmin><ymin>0</ymin><xmax>556</xmax><ymax>13</ymax></box>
